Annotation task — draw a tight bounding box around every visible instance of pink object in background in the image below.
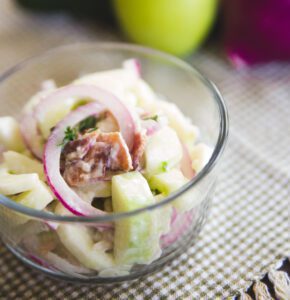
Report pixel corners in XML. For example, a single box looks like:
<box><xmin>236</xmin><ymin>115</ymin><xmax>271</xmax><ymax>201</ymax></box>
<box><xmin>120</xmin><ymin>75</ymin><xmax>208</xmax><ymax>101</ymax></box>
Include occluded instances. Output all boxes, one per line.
<box><xmin>223</xmin><ymin>0</ymin><xmax>290</xmax><ymax>67</ymax></box>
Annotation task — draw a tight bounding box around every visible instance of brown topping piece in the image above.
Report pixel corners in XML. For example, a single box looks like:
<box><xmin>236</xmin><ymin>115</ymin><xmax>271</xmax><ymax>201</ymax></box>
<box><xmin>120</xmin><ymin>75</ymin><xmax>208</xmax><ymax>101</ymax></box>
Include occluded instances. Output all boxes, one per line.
<box><xmin>62</xmin><ymin>131</ymin><xmax>132</xmax><ymax>187</ymax></box>
<box><xmin>96</xmin><ymin>111</ymin><xmax>119</xmax><ymax>133</ymax></box>
<box><xmin>131</xmin><ymin>131</ymin><xmax>147</xmax><ymax>170</ymax></box>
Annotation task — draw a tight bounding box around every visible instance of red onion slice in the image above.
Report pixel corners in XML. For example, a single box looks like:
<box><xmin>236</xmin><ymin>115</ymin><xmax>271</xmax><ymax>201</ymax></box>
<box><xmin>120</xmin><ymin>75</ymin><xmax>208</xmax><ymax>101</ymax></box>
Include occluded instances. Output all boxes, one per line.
<box><xmin>180</xmin><ymin>143</ymin><xmax>195</xmax><ymax>179</ymax></box>
<box><xmin>21</xmin><ymin>84</ymin><xmax>136</xmax><ymax>160</ymax></box>
<box><xmin>45</xmin><ymin>220</ymin><xmax>59</xmax><ymax>230</ymax></box>
<box><xmin>44</xmin><ymin>102</ymin><xmax>112</xmax><ymax>219</ymax></box>
<box><xmin>28</xmin><ymin>254</ymin><xmax>52</xmax><ymax>268</ymax></box>
<box><xmin>36</xmin><ymin>84</ymin><xmax>135</xmax><ymax>151</ymax></box>
<box><xmin>20</xmin><ymin>113</ymin><xmax>43</xmax><ymax>160</ymax></box>
<box><xmin>161</xmin><ymin>209</ymin><xmax>194</xmax><ymax>248</ymax></box>
<box><xmin>45</xmin><ymin>252</ymin><xmax>92</xmax><ymax>274</ymax></box>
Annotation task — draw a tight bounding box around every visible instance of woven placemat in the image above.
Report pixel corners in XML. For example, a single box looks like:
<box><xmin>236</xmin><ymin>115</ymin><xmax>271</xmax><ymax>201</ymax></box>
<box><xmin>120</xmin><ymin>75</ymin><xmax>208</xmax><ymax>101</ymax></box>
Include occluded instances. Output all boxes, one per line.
<box><xmin>0</xmin><ymin>1</ymin><xmax>289</xmax><ymax>299</ymax></box>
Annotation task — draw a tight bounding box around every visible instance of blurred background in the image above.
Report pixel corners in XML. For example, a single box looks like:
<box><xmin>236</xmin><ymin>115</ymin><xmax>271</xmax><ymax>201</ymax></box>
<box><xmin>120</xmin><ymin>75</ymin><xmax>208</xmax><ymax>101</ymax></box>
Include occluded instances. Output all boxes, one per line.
<box><xmin>2</xmin><ymin>0</ymin><xmax>290</xmax><ymax>68</ymax></box>
<box><xmin>0</xmin><ymin>1</ymin><xmax>289</xmax><ymax>299</ymax></box>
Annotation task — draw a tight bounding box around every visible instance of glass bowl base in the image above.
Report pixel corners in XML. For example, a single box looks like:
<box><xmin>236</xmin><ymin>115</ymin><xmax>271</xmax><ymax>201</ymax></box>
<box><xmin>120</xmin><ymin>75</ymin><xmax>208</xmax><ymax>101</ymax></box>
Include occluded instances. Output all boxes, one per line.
<box><xmin>4</xmin><ymin>242</ymin><xmax>179</xmax><ymax>284</ymax></box>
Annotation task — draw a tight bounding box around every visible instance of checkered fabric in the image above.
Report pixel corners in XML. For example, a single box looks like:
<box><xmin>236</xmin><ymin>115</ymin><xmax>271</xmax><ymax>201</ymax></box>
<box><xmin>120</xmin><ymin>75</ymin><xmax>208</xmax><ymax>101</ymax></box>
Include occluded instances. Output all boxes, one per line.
<box><xmin>0</xmin><ymin>1</ymin><xmax>289</xmax><ymax>299</ymax></box>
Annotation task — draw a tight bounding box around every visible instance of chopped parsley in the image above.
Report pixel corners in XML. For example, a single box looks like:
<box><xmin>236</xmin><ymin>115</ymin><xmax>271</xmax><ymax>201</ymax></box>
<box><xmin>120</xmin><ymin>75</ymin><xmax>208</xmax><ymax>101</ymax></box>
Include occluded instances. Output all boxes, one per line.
<box><xmin>151</xmin><ymin>189</ymin><xmax>161</xmax><ymax>196</ymax></box>
<box><xmin>87</xmin><ymin>127</ymin><xmax>98</xmax><ymax>133</ymax></box>
<box><xmin>161</xmin><ymin>161</ymin><xmax>169</xmax><ymax>172</ymax></box>
<box><xmin>143</xmin><ymin>114</ymin><xmax>158</xmax><ymax>122</ymax></box>
<box><xmin>59</xmin><ymin>126</ymin><xmax>77</xmax><ymax>146</ymax></box>
<box><xmin>58</xmin><ymin>115</ymin><xmax>102</xmax><ymax>147</ymax></box>
<box><xmin>78</xmin><ymin>116</ymin><xmax>97</xmax><ymax>133</ymax></box>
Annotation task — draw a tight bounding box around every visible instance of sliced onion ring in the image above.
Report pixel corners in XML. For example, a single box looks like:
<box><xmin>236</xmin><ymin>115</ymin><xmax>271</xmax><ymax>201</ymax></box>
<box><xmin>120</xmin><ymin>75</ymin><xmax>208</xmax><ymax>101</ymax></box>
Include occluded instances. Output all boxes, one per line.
<box><xmin>161</xmin><ymin>209</ymin><xmax>194</xmax><ymax>248</ymax></box>
<box><xmin>21</xmin><ymin>84</ymin><xmax>136</xmax><ymax>160</ymax></box>
<box><xmin>45</xmin><ymin>252</ymin><xmax>92</xmax><ymax>274</ymax></box>
<box><xmin>44</xmin><ymin>102</ymin><xmax>112</xmax><ymax>220</ymax></box>
<box><xmin>180</xmin><ymin>143</ymin><xmax>195</xmax><ymax>179</ymax></box>
<box><xmin>45</xmin><ymin>220</ymin><xmax>59</xmax><ymax>230</ymax></box>
<box><xmin>36</xmin><ymin>84</ymin><xmax>135</xmax><ymax>151</ymax></box>
<box><xmin>20</xmin><ymin>112</ymin><xmax>43</xmax><ymax>160</ymax></box>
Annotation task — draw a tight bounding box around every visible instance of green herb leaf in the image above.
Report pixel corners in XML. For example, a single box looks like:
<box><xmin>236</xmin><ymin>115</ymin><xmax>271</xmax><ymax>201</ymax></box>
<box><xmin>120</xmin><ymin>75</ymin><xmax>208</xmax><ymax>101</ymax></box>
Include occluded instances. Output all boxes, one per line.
<box><xmin>161</xmin><ymin>161</ymin><xmax>169</xmax><ymax>172</ymax></box>
<box><xmin>151</xmin><ymin>189</ymin><xmax>161</xmax><ymax>196</ymax></box>
<box><xmin>59</xmin><ymin>126</ymin><xmax>77</xmax><ymax>146</ymax></box>
<box><xmin>87</xmin><ymin>127</ymin><xmax>98</xmax><ymax>133</ymax></box>
<box><xmin>144</xmin><ymin>114</ymin><xmax>158</xmax><ymax>122</ymax></box>
<box><xmin>78</xmin><ymin>116</ymin><xmax>97</xmax><ymax>132</ymax></box>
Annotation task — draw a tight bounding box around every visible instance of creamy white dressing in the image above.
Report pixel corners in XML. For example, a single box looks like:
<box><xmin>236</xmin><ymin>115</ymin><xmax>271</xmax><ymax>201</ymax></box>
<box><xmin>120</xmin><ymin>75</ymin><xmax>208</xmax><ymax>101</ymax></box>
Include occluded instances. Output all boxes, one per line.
<box><xmin>98</xmin><ymin>115</ymin><xmax>118</xmax><ymax>133</ymax></box>
<box><xmin>110</xmin><ymin>143</ymin><xmax>120</xmax><ymax>162</ymax></box>
<box><xmin>95</xmin><ymin>160</ymin><xmax>104</xmax><ymax>177</ymax></box>
<box><xmin>74</xmin><ymin>181</ymin><xmax>111</xmax><ymax>202</ymax></box>
<box><xmin>78</xmin><ymin>161</ymin><xmax>91</xmax><ymax>173</ymax></box>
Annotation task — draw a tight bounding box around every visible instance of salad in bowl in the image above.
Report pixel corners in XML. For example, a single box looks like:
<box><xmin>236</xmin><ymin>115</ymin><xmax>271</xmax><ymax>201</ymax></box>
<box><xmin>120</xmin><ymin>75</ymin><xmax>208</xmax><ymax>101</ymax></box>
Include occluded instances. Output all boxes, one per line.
<box><xmin>0</xmin><ymin>44</ymin><xmax>228</xmax><ymax>282</ymax></box>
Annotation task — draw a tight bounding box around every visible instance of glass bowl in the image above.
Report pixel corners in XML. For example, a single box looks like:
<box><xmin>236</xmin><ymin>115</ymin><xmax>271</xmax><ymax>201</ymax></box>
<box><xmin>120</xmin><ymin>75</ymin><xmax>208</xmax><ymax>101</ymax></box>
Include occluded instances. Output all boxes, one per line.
<box><xmin>0</xmin><ymin>43</ymin><xmax>228</xmax><ymax>283</ymax></box>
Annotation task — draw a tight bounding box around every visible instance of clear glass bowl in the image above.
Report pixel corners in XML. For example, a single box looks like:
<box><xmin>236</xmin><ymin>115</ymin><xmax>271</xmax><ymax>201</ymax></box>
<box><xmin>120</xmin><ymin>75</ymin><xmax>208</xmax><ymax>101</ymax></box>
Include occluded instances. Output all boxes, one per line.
<box><xmin>0</xmin><ymin>43</ymin><xmax>228</xmax><ymax>283</ymax></box>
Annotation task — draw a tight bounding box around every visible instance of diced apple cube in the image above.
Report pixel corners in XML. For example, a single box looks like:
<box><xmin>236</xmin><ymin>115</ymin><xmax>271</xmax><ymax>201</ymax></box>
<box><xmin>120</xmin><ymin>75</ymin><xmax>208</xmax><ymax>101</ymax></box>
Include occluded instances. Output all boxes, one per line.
<box><xmin>55</xmin><ymin>203</ymin><xmax>115</xmax><ymax>271</ymax></box>
<box><xmin>145</xmin><ymin>126</ymin><xmax>182</xmax><ymax>177</ymax></box>
<box><xmin>149</xmin><ymin>169</ymin><xmax>200</xmax><ymax>213</ymax></box>
<box><xmin>157</xmin><ymin>101</ymin><xmax>199</xmax><ymax>145</ymax></box>
<box><xmin>0</xmin><ymin>117</ymin><xmax>25</xmax><ymax>152</ymax></box>
<box><xmin>3</xmin><ymin>151</ymin><xmax>44</xmax><ymax>180</ymax></box>
<box><xmin>112</xmin><ymin>171</ymin><xmax>161</xmax><ymax>265</ymax></box>
<box><xmin>189</xmin><ymin>143</ymin><xmax>213</xmax><ymax>173</ymax></box>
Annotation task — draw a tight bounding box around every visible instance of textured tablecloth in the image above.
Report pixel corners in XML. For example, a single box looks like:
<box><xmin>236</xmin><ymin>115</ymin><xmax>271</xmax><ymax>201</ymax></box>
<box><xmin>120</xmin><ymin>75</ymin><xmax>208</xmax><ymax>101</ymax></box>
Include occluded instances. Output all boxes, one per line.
<box><xmin>0</xmin><ymin>1</ymin><xmax>289</xmax><ymax>299</ymax></box>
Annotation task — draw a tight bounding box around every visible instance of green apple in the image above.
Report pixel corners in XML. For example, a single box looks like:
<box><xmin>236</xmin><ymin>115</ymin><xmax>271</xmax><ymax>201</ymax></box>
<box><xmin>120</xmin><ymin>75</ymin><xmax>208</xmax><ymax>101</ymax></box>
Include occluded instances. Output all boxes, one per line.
<box><xmin>113</xmin><ymin>0</ymin><xmax>217</xmax><ymax>56</ymax></box>
<box><xmin>112</xmin><ymin>171</ymin><xmax>161</xmax><ymax>265</ymax></box>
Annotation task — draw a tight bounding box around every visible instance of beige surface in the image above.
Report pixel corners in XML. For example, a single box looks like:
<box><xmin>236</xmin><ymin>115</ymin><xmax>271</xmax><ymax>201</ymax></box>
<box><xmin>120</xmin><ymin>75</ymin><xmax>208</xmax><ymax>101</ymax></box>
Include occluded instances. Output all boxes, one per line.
<box><xmin>0</xmin><ymin>1</ymin><xmax>289</xmax><ymax>299</ymax></box>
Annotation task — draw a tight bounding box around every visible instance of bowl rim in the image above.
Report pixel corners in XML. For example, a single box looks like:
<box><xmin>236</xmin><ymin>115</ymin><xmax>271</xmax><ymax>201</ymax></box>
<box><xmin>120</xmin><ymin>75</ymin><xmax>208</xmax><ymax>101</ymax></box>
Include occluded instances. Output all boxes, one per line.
<box><xmin>0</xmin><ymin>42</ymin><xmax>229</xmax><ymax>223</ymax></box>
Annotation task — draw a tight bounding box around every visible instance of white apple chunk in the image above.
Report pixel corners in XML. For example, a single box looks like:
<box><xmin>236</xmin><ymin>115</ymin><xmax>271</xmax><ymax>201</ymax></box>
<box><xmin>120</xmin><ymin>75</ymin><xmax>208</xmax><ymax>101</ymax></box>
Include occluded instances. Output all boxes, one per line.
<box><xmin>112</xmin><ymin>171</ymin><xmax>161</xmax><ymax>265</ymax></box>
<box><xmin>74</xmin><ymin>182</ymin><xmax>112</xmax><ymax>203</ymax></box>
<box><xmin>145</xmin><ymin>126</ymin><xmax>183</xmax><ymax>177</ymax></box>
<box><xmin>189</xmin><ymin>143</ymin><xmax>213</xmax><ymax>173</ymax></box>
<box><xmin>0</xmin><ymin>117</ymin><xmax>25</xmax><ymax>152</ymax></box>
<box><xmin>74</xmin><ymin>67</ymin><xmax>139</xmax><ymax>107</ymax></box>
<box><xmin>36</xmin><ymin>97</ymin><xmax>77</xmax><ymax>139</ymax></box>
<box><xmin>0</xmin><ymin>172</ymin><xmax>53</xmax><ymax>225</ymax></box>
<box><xmin>149</xmin><ymin>169</ymin><xmax>200</xmax><ymax>213</ymax></box>
<box><xmin>132</xmin><ymin>79</ymin><xmax>159</xmax><ymax>112</ymax></box>
<box><xmin>11</xmin><ymin>180</ymin><xmax>53</xmax><ymax>211</ymax></box>
<box><xmin>156</xmin><ymin>101</ymin><xmax>199</xmax><ymax>146</ymax></box>
<box><xmin>3</xmin><ymin>151</ymin><xmax>45</xmax><ymax>180</ymax></box>
<box><xmin>0</xmin><ymin>173</ymin><xmax>39</xmax><ymax>195</ymax></box>
<box><xmin>55</xmin><ymin>203</ymin><xmax>115</xmax><ymax>271</ymax></box>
